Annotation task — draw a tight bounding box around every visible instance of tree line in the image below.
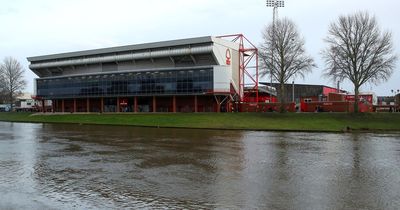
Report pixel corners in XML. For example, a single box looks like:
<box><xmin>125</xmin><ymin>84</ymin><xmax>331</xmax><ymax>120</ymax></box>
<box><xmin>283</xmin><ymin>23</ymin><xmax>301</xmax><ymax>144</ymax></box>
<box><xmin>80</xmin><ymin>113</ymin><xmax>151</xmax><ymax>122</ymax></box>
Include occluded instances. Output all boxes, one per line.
<box><xmin>0</xmin><ymin>57</ymin><xmax>26</xmax><ymax>108</ymax></box>
<box><xmin>259</xmin><ymin>11</ymin><xmax>397</xmax><ymax>112</ymax></box>
<box><xmin>0</xmin><ymin>11</ymin><xmax>397</xmax><ymax>113</ymax></box>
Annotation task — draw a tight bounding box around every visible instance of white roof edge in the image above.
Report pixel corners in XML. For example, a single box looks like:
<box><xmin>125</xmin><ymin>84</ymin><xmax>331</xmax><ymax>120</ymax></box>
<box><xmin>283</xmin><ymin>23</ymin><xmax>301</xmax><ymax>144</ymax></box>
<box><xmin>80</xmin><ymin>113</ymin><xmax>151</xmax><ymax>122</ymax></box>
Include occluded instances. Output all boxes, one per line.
<box><xmin>27</xmin><ymin>36</ymin><xmax>214</xmax><ymax>62</ymax></box>
<box><xmin>211</xmin><ymin>37</ymin><xmax>240</xmax><ymax>50</ymax></box>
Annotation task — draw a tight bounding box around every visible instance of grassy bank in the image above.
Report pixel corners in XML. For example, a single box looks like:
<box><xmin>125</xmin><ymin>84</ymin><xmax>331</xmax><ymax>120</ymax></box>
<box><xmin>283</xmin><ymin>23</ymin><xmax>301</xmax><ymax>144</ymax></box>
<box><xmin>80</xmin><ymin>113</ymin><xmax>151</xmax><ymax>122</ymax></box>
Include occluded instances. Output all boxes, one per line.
<box><xmin>0</xmin><ymin>112</ymin><xmax>399</xmax><ymax>132</ymax></box>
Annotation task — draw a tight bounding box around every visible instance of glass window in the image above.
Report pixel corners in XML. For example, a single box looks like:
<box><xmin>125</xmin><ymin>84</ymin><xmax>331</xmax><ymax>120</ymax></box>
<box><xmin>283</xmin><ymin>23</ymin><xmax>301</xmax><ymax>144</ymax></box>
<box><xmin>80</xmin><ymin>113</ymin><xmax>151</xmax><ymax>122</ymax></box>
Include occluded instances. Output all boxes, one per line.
<box><xmin>36</xmin><ymin>68</ymin><xmax>214</xmax><ymax>98</ymax></box>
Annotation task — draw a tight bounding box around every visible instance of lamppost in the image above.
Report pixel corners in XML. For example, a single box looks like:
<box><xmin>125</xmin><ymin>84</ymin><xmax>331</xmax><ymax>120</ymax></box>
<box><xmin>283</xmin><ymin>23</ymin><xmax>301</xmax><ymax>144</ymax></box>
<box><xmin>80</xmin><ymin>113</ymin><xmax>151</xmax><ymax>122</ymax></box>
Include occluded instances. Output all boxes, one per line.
<box><xmin>266</xmin><ymin>0</ymin><xmax>285</xmax><ymax>89</ymax></box>
<box><xmin>391</xmin><ymin>89</ymin><xmax>400</xmax><ymax>100</ymax></box>
<box><xmin>391</xmin><ymin>89</ymin><xmax>400</xmax><ymax>112</ymax></box>
<box><xmin>397</xmin><ymin>89</ymin><xmax>400</xmax><ymax>112</ymax></box>
<box><xmin>292</xmin><ymin>80</ymin><xmax>295</xmax><ymax>103</ymax></box>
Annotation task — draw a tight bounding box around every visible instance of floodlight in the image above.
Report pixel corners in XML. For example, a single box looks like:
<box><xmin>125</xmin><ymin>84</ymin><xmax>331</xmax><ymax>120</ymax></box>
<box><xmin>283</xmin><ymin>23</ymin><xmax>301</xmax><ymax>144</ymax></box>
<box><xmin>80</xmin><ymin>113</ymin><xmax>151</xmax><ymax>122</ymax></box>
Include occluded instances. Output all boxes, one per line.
<box><xmin>266</xmin><ymin>0</ymin><xmax>285</xmax><ymax>87</ymax></box>
<box><xmin>266</xmin><ymin>0</ymin><xmax>285</xmax><ymax>8</ymax></box>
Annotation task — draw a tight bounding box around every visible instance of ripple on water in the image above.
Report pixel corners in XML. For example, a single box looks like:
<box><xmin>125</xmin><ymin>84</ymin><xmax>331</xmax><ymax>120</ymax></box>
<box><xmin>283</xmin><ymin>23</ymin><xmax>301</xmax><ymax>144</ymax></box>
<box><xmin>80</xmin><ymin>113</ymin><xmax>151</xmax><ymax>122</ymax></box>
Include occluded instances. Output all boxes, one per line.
<box><xmin>0</xmin><ymin>122</ymin><xmax>399</xmax><ymax>209</ymax></box>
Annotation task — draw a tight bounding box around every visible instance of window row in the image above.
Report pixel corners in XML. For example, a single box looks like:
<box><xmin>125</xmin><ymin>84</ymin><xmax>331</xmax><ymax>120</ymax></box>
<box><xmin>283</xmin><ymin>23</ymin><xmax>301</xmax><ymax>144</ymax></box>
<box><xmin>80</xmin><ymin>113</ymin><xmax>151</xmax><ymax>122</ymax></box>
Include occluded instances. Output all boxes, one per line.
<box><xmin>37</xmin><ymin>69</ymin><xmax>214</xmax><ymax>98</ymax></box>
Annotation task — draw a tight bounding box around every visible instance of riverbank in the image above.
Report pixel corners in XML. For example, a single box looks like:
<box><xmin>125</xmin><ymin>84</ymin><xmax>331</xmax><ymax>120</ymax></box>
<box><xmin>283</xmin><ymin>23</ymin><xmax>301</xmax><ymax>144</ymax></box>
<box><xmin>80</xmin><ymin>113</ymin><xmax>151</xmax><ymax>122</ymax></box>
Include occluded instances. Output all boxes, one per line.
<box><xmin>0</xmin><ymin>112</ymin><xmax>399</xmax><ymax>132</ymax></box>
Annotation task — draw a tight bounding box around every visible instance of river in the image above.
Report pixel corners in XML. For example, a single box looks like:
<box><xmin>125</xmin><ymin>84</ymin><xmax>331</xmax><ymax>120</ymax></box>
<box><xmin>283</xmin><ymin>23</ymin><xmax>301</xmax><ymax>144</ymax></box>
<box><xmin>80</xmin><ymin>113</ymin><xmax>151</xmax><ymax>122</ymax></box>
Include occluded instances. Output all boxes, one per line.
<box><xmin>0</xmin><ymin>122</ymin><xmax>399</xmax><ymax>209</ymax></box>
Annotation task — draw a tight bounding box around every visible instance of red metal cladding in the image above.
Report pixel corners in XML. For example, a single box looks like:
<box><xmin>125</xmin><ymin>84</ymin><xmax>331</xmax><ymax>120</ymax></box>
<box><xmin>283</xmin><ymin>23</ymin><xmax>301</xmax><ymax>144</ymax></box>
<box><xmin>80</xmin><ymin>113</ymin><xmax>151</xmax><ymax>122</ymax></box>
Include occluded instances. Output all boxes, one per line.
<box><xmin>345</xmin><ymin>94</ymin><xmax>374</xmax><ymax>104</ymax></box>
<box><xmin>300</xmin><ymin>101</ymin><xmax>373</xmax><ymax>113</ymax></box>
<box><xmin>323</xmin><ymin>86</ymin><xmax>340</xmax><ymax>95</ymax></box>
<box><xmin>31</xmin><ymin>95</ymin><xmax>43</xmax><ymax>100</ymax></box>
<box><xmin>216</xmin><ymin>34</ymin><xmax>259</xmax><ymax>103</ymax></box>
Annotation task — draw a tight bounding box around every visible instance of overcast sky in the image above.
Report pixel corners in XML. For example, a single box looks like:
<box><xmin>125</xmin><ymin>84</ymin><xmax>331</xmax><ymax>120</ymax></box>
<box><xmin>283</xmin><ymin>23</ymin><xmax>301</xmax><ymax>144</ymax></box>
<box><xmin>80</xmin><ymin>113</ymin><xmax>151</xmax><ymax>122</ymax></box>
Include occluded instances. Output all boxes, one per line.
<box><xmin>0</xmin><ymin>0</ymin><xmax>399</xmax><ymax>95</ymax></box>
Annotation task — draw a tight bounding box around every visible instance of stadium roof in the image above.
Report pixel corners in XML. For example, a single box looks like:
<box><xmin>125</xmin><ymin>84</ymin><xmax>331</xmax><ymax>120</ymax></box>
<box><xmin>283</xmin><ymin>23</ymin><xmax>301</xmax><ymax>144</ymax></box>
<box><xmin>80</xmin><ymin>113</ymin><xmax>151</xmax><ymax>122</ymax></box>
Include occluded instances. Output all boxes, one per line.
<box><xmin>27</xmin><ymin>36</ymin><xmax>213</xmax><ymax>62</ymax></box>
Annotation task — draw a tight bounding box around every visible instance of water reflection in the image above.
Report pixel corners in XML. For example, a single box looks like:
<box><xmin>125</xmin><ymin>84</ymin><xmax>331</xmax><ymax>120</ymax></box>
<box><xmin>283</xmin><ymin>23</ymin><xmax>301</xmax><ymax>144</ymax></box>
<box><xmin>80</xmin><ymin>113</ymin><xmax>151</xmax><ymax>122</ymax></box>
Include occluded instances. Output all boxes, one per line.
<box><xmin>0</xmin><ymin>122</ymin><xmax>399</xmax><ymax>209</ymax></box>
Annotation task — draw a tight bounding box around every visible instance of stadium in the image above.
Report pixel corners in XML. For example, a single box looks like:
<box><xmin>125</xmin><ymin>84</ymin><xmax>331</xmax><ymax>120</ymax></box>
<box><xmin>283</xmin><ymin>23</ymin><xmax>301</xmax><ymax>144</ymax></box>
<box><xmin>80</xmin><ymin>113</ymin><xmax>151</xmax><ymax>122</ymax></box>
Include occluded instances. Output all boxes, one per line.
<box><xmin>28</xmin><ymin>35</ymin><xmax>261</xmax><ymax>113</ymax></box>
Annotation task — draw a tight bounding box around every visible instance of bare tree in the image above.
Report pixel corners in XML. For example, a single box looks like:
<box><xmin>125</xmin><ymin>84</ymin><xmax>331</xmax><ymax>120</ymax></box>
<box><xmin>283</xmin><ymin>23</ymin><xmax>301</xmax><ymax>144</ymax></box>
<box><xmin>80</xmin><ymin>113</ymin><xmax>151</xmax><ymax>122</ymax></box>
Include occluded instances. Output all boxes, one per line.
<box><xmin>0</xmin><ymin>74</ymin><xmax>5</xmax><ymax>104</ymax></box>
<box><xmin>260</xmin><ymin>17</ymin><xmax>315</xmax><ymax>112</ymax></box>
<box><xmin>0</xmin><ymin>57</ymin><xmax>27</xmax><ymax>110</ymax></box>
<box><xmin>322</xmin><ymin>12</ymin><xmax>397</xmax><ymax>112</ymax></box>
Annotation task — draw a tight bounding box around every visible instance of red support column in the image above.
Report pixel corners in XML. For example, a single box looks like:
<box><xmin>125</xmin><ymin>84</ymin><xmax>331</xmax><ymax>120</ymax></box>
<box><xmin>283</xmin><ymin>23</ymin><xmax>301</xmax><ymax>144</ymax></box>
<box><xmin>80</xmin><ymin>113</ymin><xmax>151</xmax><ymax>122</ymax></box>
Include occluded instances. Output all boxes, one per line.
<box><xmin>51</xmin><ymin>100</ymin><xmax>55</xmax><ymax>112</ymax></box>
<box><xmin>42</xmin><ymin>100</ymin><xmax>45</xmax><ymax>113</ymax></box>
<box><xmin>152</xmin><ymin>96</ymin><xmax>156</xmax><ymax>113</ymax></box>
<box><xmin>134</xmin><ymin>96</ymin><xmax>138</xmax><ymax>113</ymax></box>
<box><xmin>173</xmin><ymin>96</ymin><xmax>176</xmax><ymax>113</ymax></box>
<box><xmin>216</xmin><ymin>34</ymin><xmax>259</xmax><ymax>103</ymax></box>
<box><xmin>59</xmin><ymin>100</ymin><xmax>61</xmax><ymax>112</ymax></box>
<box><xmin>73</xmin><ymin>98</ymin><xmax>77</xmax><ymax>113</ymax></box>
<box><xmin>62</xmin><ymin>99</ymin><xmax>65</xmax><ymax>112</ymax></box>
<box><xmin>86</xmin><ymin>98</ymin><xmax>90</xmax><ymax>112</ymax></box>
<box><xmin>117</xmin><ymin>97</ymin><xmax>120</xmax><ymax>112</ymax></box>
<box><xmin>100</xmin><ymin>97</ymin><xmax>104</xmax><ymax>113</ymax></box>
<box><xmin>194</xmin><ymin>95</ymin><xmax>198</xmax><ymax>113</ymax></box>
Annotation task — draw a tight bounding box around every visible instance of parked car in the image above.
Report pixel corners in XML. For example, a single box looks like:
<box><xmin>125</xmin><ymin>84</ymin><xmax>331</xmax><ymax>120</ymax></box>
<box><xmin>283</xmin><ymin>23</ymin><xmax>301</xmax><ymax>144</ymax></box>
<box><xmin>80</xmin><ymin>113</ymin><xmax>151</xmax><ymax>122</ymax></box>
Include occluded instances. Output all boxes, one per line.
<box><xmin>0</xmin><ymin>104</ymin><xmax>11</xmax><ymax>112</ymax></box>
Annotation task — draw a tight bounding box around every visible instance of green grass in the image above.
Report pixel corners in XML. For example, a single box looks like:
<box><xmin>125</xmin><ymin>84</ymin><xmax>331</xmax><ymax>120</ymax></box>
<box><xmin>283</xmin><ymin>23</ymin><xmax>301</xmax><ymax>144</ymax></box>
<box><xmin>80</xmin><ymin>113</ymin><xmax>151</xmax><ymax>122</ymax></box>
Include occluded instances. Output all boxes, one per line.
<box><xmin>0</xmin><ymin>112</ymin><xmax>399</xmax><ymax>132</ymax></box>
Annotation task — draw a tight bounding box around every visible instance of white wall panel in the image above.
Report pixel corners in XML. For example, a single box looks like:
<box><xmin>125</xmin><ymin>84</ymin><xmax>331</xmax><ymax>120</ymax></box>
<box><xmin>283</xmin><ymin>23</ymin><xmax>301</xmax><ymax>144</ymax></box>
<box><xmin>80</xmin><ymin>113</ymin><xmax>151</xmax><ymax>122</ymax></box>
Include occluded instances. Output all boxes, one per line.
<box><xmin>213</xmin><ymin>66</ymin><xmax>231</xmax><ymax>92</ymax></box>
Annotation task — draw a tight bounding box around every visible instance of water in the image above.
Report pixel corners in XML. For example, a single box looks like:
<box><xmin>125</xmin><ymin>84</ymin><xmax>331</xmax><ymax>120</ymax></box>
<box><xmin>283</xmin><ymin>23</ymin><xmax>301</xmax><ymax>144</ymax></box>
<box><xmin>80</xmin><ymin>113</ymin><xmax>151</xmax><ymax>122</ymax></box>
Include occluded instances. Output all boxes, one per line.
<box><xmin>0</xmin><ymin>121</ymin><xmax>399</xmax><ymax>209</ymax></box>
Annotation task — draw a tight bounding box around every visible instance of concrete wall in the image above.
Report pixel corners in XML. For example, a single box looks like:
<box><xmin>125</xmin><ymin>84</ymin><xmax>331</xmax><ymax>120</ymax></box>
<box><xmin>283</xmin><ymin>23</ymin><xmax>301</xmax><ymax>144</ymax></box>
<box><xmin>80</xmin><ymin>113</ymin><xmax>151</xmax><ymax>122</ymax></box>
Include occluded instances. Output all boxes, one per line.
<box><xmin>230</xmin><ymin>49</ymin><xmax>239</xmax><ymax>93</ymax></box>
<box><xmin>212</xmin><ymin>37</ymin><xmax>240</xmax><ymax>94</ymax></box>
<box><xmin>213</xmin><ymin>66</ymin><xmax>231</xmax><ymax>93</ymax></box>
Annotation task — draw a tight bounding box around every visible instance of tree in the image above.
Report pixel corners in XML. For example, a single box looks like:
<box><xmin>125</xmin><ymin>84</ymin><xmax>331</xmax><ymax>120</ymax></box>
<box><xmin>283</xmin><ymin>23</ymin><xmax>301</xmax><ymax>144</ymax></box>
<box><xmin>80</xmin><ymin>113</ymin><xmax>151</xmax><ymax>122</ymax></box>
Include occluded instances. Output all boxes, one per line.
<box><xmin>0</xmin><ymin>57</ymin><xmax>27</xmax><ymax>110</ymax></box>
<box><xmin>260</xmin><ymin>17</ymin><xmax>316</xmax><ymax>112</ymax></box>
<box><xmin>322</xmin><ymin>12</ymin><xmax>397</xmax><ymax>112</ymax></box>
<box><xmin>0</xmin><ymin>71</ymin><xmax>5</xmax><ymax>103</ymax></box>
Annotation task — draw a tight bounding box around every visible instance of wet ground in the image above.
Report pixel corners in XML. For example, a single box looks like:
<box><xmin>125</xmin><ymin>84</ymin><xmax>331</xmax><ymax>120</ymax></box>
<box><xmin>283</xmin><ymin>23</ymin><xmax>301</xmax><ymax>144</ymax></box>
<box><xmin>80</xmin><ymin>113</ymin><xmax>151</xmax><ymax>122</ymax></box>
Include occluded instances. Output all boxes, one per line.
<box><xmin>0</xmin><ymin>121</ymin><xmax>399</xmax><ymax>209</ymax></box>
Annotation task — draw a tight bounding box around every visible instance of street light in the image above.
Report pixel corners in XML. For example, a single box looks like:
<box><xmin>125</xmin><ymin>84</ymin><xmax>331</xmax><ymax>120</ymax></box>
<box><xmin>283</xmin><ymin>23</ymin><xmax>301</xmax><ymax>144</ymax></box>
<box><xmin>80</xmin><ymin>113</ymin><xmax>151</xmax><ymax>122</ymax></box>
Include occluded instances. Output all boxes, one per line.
<box><xmin>266</xmin><ymin>0</ymin><xmax>284</xmax><ymax>7</ymax></box>
<box><xmin>266</xmin><ymin>0</ymin><xmax>285</xmax><ymax>90</ymax></box>
<box><xmin>391</xmin><ymin>89</ymin><xmax>400</xmax><ymax>95</ymax></box>
<box><xmin>391</xmin><ymin>89</ymin><xmax>400</xmax><ymax>112</ymax></box>
<box><xmin>292</xmin><ymin>80</ymin><xmax>295</xmax><ymax>103</ymax></box>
